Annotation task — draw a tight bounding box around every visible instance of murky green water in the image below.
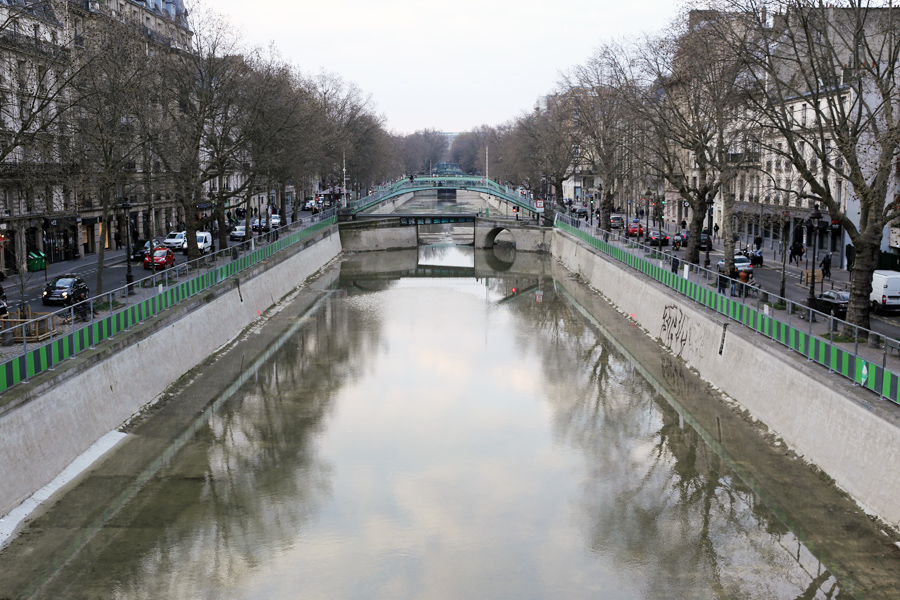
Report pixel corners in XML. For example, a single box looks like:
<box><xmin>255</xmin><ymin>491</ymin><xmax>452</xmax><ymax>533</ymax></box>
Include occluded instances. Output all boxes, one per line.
<box><xmin>0</xmin><ymin>246</ymin><xmax>895</xmax><ymax>599</ymax></box>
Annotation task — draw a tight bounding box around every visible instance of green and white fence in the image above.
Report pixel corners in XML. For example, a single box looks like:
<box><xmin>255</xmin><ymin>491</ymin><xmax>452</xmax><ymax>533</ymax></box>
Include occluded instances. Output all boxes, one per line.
<box><xmin>0</xmin><ymin>210</ymin><xmax>337</xmax><ymax>395</ymax></box>
<box><xmin>555</xmin><ymin>213</ymin><xmax>900</xmax><ymax>404</ymax></box>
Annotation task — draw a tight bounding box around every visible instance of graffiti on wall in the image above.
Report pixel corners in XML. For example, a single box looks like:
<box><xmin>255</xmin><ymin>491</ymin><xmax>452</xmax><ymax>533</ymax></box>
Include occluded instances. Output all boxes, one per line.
<box><xmin>660</xmin><ymin>304</ymin><xmax>710</xmax><ymax>360</ymax></box>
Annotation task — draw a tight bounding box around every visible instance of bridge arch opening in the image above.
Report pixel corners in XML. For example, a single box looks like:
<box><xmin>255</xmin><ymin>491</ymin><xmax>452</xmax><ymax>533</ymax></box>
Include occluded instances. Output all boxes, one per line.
<box><xmin>487</xmin><ymin>227</ymin><xmax>516</xmax><ymax>267</ymax></box>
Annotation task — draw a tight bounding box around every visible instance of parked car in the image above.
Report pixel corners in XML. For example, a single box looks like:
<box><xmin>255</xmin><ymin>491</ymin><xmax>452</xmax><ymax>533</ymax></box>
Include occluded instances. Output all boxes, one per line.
<box><xmin>162</xmin><ymin>231</ymin><xmax>186</xmax><ymax>250</ymax></box>
<box><xmin>813</xmin><ymin>290</ymin><xmax>850</xmax><ymax>318</ymax></box>
<box><xmin>182</xmin><ymin>231</ymin><xmax>213</xmax><ymax>254</ymax></box>
<box><xmin>42</xmin><ymin>274</ymin><xmax>89</xmax><ymax>306</ymax></box>
<box><xmin>610</xmin><ymin>216</ymin><xmax>624</xmax><ymax>229</ymax></box>
<box><xmin>870</xmin><ymin>270</ymin><xmax>900</xmax><ymax>313</ymax></box>
<box><xmin>270</xmin><ymin>214</ymin><xmax>282</xmax><ymax>228</ymax></box>
<box><xmin>717</xmin><ymin>255</ymin><xmax>754</xmax><ymax>274</ymax></box>
<box><xmin>250</xmin><ymin>218</ymin><xmax>261</xmax><ymax>231</ymax></box>
<box><xmin>230</xmin><ymin>225</ymin><xmax>246</xmax><ymax>241</ymax></box>
<box><xmin>627</xmin><ymin>220</ymin><xmax>644</xmax><ymax>237</ymax></box>
<box><xmin>143</xmin><ymin>247</ymin><xmax>175</xmax><ymax>270</ymax></box>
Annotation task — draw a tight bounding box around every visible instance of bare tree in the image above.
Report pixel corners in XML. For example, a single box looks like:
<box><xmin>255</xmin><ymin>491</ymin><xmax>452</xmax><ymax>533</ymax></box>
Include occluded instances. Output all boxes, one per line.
<box><xmin>71</xmin><ymin>18</ymin><xmax>151</xmax><ymax>294</ymax></box>
<box><xmin>713</xmin><ymin>0</ymin><xmax>900</xmax><ymax>329</ymax></box>
<box><xmin>615</xmin><ymin>16</ymin><xmax>757</xmax><ymax>265</ymax></box>
<box><xmin>567</xmin><ymin>46</ymin><xmax>637</xmax><ymax>231</ymax></box>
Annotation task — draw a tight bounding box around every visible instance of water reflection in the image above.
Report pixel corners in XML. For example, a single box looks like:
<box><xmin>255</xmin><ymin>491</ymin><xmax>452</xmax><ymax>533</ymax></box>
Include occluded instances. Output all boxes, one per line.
<box><xmin>0</xmin><ymin>248</ymin><xmax>888</xmax><ymax>598</ymax></box>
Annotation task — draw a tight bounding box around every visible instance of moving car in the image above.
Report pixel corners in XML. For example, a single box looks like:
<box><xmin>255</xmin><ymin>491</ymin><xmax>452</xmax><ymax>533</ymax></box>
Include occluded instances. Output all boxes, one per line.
<box><xmin>648</xmin><ymin>231</ymin><xmax>669</xmax><ymax>246</ymax></box>
<box><xmin>870</xmin><ymin>270</ymin><xmax>900</xmax><ymax>313</ymax></box>
<box><xmin>610</xmin><ymin>216</ymin><xmax>624</xmax><ymax>229</ymax></box>
<box><xmin>162</xmin><ymin>231</ymin><xmax>186</xmax><ymax>250</ymax></box>
<box><xmin>270</xmin><ymin>214</ymin><xmax>282</xmax><ymax>228</ymax></box>
<box><xmin>717</xmin><ymin>255</ymin><xmax>754</xmax><ymax>274</ymax></box>
<box><xmin>698</xmin><ymin>233</ymin><xmax>712</xmax><ymax>251</ymax></box>
<box><xmin>230</xmin><ymin>225</ymin><xmax>246</xmax><ymax>241</ymax></box>
<box><xmin>812</xmin><ymin>290</ymin><xmax>850</xmax><ymax>318</ymax></box>
<box><xmin>143</xmin><ymin>247</ymin><xmax>175</xmax><ymax>270</ymax></box>
<box><xmin>42</xmin><ymin>274</ymin><xmax>89</xmax><ymax>306</ymax></box>
<box><xmin>129</xmin><ymin>238</ymin><xmax>161</xmax><ymax>261</ymax></box>
<box><xmin>627</xmin><ymin>220</ymin><xmax>644</xmax><ymax>237</ymax></box>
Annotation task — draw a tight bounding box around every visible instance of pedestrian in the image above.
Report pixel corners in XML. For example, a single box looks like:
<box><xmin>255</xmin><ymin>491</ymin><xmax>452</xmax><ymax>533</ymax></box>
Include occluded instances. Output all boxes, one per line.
<box><xmin>820</xmin><ymin>253</ymin><xmax>832</xmax><ymax>279</ymax></box>
<box><xmin>113</xmin><ymin>230</ymin><xmax>121</xmax><ymax>250</ymax></box>
<box><xmin>754</xmin><ymin>234</ymin><xmax>762</xmax><ymax>251</ymax></box>
<box><xmin>717</xmin><ymin>271</ymin><xmax>727</xmax><ymax>294</ymax></box>
<box><xmin>739</xmin><ymin>269</ymin><xmax>749</xmax><ymax>297</ymax></box>
<box><xmin>729</xmin><ymin>265</ymin><xmax>739</xmax><ymax>296</ymax></box>
<box><xmin>671</xmin><ymin>254</ymin><xmax>680</xmax><ymax>274</ymax></box>
<box><xmin>713</xmin><ymin>223</ymin><xmax>719</xmax><ymax>240</ymax></box>
<box><xmin>681</xmin><ymin>219</ymin><xmax>687</xmax><ymax>230</ymax></box>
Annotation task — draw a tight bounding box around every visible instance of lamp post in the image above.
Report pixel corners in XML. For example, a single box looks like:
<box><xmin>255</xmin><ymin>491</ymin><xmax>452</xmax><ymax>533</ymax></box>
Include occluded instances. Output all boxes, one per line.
<box><xmin>704</xmin><ymin>195</ymin><xmax>714</xmax><ymax>269</ymax></box>
<box><xmin>645</xmin><ymin>188</ymin><xmax>651</xmax><ymax>240</ymax></box>
<box><xmin>122</xmin><ymin>200</ymin><xmax>135</xmax><ymax>295</ymax></box>
<box><xmin>807</xmin><ymin>203</ymin><xmax>822</xmax><ymax>317</ymax></box>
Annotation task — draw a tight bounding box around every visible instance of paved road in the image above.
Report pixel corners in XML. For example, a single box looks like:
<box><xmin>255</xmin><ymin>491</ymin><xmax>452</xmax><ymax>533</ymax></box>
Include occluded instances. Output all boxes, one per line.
<box><xmin>3</xmin><ymin>209</ymin><xmax>309</xmax><ymax>315</ymax></box>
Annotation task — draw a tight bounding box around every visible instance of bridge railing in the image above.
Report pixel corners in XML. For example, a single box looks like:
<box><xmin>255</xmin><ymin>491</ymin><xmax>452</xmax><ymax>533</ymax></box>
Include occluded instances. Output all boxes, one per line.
<box><xmin>348</xmin><ymin>177</ymin><xmax>537</xmax><ymax>214</ymax></box>
<box><xmin>555</xmin><ymin>212</ymin><xmax>900</xmax><ymax>405</ymax></box>
<box><xmin>0</xmin><ymin>209</ymin><xmax>338</xmax><ymax>396</ymax></box>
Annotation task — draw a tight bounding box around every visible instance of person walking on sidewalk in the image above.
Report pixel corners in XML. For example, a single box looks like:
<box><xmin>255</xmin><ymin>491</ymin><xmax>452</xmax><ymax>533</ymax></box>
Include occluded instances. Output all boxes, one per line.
<box><xmin>729</xmin><ymin>265</ymin><xmax>739</xmax><ymax>296</ymax></box>
<box><xmin>114</xmin><ymin>230</ymin><xmax>122</xmax><ymax>250</ymax></box>
<box><xmin>754</xmin><ymin>234</ymin><xmax>762</xmax><ymax>251</ymax></box>
<box><xmin>713</xmin><ymin>223</ymin><xmax>719</xmax><ymax>240</ymax></box>
<box><xmin>820</xmin><ymin>253</ymin><xmax>832</xmax><ymax>279</ymax></box>
<box><xmin>671</xmin><ymin>254</ymin><xmax>680</xmax><ymax>274</ymax></box>
<box><xmin>717</xmin><ymin>271</ymin><xmax>728</xmax><ymax>294</ymax></box>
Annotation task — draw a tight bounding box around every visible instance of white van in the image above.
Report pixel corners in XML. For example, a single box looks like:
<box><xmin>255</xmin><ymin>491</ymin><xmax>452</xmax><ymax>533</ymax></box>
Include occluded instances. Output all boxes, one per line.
<box><xmin>870</xmin><ymin>270</ymin><xmax>900</xmax><ymax>312</ymax></box>
<box><xmin>182</xmin><ymin>231</ymin><xmax>213</xmax><ymax>254</ymax></box>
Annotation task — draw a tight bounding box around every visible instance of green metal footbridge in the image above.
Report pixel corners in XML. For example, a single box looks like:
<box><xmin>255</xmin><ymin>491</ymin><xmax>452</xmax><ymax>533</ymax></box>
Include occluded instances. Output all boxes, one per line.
<box><xmin>346</xmin><ymin>176</ymin><xmax>539</xmax><ymax>215</ymax></box>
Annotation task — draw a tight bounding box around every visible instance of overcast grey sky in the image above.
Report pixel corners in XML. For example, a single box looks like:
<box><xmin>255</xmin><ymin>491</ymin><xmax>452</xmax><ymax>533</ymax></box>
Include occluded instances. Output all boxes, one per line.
<box><xmin>212</xmin><ymin>0</ymin><xmax>682</xmax><ymax>134</ymax></box>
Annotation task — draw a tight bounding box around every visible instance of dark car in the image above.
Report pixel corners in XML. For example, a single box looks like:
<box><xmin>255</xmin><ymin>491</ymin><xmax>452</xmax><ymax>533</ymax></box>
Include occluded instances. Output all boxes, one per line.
<box><xmin>143</xmin><ymin>247</ymin><xmax>175</xmax><ymax>270</ymax></box>
<box><xmin>648</xmin><ymin>231</ymin><xmax>669</xmax><ymax>246</ymax></box>
<box><xmin>42</xmin><ymin>274</ymin><xmax>89</xmax><ymax>306</ymax></box>
<box><xmin>813</xmin><ymin>290</ymin><xmax>850</xmax><ymax>318</ymax></box>
<box><xmin>698</xmin><ymin>233</ymin><xmax>712</xmax><ymax>251</ymax></box>
<box><xmin>130</xmin><ymin>239</ymin><xmax>161</xmax><ymax>261</ymax></box>
<box><xmin>610</xmin><ymin>216</ymin><xmax>624</xmax><ymax>229</ymax></box>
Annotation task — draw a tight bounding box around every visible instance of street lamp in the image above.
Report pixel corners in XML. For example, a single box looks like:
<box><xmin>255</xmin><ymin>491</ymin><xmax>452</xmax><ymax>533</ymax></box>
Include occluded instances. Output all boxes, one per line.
<box><xmin>121</xmin><ymin>200</ymin><xmax>135</xmax><ymax>295</ymax></box>
<box><xmin>704</xmin><ymin>194</ymin><xmax>714</xmax><ymax>268</ymax></box>
<box><xmin>645</xmin><ymin>188</ymin><xmax>651</xmax><ymax>239</ymax></box>
<box><xmin>806</xmin><ymin>203</ymin><xmax>822</xmax><ymax>317</ymax></box>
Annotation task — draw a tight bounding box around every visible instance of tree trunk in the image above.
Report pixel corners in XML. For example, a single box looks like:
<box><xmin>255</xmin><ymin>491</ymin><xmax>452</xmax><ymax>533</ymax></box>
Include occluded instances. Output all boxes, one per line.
<box><xmin>683</xmin><ymin>203</ymin><xmax>706</xmax><ymax>264</ymax></box>
<box><xmin>845</xmin><ymin>235</ymin><xmax>880</xmax><ymax>332</ymax></box>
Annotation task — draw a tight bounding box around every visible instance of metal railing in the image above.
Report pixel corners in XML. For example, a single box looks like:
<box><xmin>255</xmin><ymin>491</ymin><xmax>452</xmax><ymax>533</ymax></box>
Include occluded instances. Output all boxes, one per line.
<box><xmin>0</xmin><ymin>209</ymin><xmax>338</xmax><ymax>395</ymax></box>
<box><xmin>348</xmin><ymin>177</ymin><xmax>537</xmax><ymax>215</ymax></box>
<box><xmin>555</xmin><ymin>212</ymin><xmax>900</xmax><ymax>405</ymax></box>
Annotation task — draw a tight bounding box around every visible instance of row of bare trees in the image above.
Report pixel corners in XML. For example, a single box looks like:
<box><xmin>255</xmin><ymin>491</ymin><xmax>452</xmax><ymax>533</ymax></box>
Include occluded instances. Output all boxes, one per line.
<box><xmin>450</xmin><ymin>0</ymin><xmax>900</xmax><ymax>329</ymax></box>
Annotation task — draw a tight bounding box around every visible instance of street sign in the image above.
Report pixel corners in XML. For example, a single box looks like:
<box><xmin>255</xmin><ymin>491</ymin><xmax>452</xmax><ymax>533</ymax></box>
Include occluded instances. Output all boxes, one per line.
<box><xmin>535</xmin><ymin>290</ymin><xmax>543</xmax><ymax>304</ymax></box>
<box><xmin>536</xmin><ymin>199</ymin><xmax>544</xmax><ymax>213</ymax></box>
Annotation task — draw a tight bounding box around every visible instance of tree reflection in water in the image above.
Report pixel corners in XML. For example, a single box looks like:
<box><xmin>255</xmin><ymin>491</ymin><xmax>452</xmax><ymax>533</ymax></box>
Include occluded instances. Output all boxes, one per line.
<box><xmin>505</xmin><ymin>281</ymin><xmax>845</xmax><ymax>599</ymax></box>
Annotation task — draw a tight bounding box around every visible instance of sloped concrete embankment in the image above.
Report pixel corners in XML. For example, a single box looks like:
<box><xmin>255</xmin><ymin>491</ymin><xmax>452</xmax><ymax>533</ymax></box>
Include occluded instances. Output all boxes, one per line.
<box><xmin>0</xmin><ymin>230</ymin><xmax>343</xmax><ymax>518</ymax></box>
<box><xmin>552</xmin><ymin>229</ymin><xmax>900</xmax><ymax>528</ymax></box>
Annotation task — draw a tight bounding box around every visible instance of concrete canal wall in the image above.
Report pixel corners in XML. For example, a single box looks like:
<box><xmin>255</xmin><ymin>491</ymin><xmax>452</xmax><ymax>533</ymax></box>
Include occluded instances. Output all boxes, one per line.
<box><xmin>0</xmin><ymin>229</ymin><xmax>342</xmax><ymax>519</ymax></box>
<box><xmin>552</xmin><ymin>229</ymin><xmax>900</xmax><ymax>527</ymax></box>
<box><xmin>339</xmin><ymin>219</ymin><xmax>417</xmax><ymax>251</ymax></box>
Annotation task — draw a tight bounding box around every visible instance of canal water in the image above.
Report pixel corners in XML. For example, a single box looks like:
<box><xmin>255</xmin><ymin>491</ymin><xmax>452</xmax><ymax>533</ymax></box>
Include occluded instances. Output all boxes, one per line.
<box><xmin>0</xmin><ymin>246</ymin><xmax>896</xmax><ymax>599</ymax></box>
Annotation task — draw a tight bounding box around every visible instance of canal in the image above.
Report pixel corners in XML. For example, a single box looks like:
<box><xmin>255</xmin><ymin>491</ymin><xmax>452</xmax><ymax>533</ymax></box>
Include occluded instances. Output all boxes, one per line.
<box><xmin>0</xmin><ymin>246</ymin><xmax>897</xmax><ymax>599</ymax></box>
